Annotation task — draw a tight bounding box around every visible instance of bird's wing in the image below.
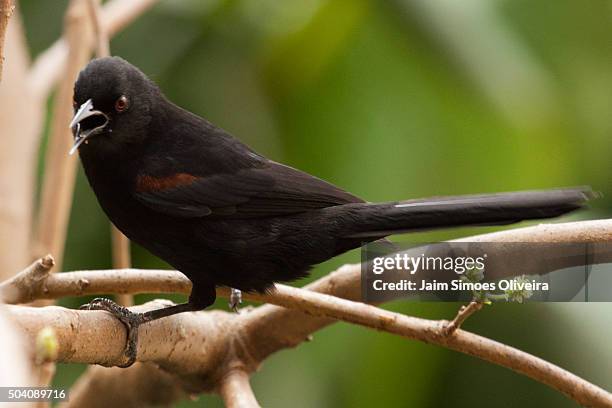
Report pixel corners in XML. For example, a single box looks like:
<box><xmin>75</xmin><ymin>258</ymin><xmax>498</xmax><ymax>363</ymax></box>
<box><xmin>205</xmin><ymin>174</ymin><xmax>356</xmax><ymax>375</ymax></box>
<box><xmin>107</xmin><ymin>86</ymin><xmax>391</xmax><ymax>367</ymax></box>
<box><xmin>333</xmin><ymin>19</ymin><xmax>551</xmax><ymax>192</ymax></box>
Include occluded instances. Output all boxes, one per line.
<box><xmin>134</xmin><ymin>161</ymin><xmax>362</xmax><ymax>218</ymax></box>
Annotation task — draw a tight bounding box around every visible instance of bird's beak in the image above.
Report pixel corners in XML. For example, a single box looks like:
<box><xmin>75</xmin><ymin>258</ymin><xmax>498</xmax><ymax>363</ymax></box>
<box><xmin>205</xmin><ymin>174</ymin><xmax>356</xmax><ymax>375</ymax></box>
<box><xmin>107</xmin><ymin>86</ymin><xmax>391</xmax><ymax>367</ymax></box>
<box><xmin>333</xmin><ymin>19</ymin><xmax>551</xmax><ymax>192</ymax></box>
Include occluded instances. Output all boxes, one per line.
<box><xmin>69</xmin><ymin>99</ymin><xmax>109</xmax><ymax>155</ymax></box>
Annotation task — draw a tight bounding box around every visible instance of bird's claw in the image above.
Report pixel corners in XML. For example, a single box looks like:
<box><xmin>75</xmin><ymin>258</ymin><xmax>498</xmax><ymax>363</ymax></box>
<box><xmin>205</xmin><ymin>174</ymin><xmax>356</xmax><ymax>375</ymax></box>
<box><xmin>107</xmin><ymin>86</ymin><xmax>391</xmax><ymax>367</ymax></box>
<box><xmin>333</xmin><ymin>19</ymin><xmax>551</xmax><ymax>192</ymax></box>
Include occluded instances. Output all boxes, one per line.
<box><xmin>80</xmin><ymin>297</ymin><xmax>143</xmax><ymax>367</ymax></box>
<box><xmin>229</xmin><ymin>288</ymin><xmax>242</xmax><ymax>313</ymax></box>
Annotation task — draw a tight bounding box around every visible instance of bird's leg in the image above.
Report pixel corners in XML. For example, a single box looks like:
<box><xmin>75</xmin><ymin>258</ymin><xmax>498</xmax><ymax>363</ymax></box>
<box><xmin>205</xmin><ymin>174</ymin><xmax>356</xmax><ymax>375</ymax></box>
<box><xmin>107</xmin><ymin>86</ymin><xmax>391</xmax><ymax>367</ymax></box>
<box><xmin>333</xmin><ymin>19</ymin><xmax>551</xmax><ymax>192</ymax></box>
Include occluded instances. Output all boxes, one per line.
<box><xmin>80</xmin><ymin>298</ymin><xmax>198</xmax><ymax>367</ymax></box>
<box><xmin>229</xmin><ymin>288</ymin><xmax>242</xmax><ymax>313</ymax></box>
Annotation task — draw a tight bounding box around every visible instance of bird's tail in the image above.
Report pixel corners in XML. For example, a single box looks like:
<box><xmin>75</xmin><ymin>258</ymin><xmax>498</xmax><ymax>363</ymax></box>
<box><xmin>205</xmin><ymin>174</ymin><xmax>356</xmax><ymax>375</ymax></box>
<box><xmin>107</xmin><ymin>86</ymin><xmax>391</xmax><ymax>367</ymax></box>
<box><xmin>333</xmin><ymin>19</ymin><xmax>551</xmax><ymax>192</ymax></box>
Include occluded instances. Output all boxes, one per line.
<box><xmin>330</xmin><ymin>187</ymin><xmax>596</xmax><ymax>239</ymax></box>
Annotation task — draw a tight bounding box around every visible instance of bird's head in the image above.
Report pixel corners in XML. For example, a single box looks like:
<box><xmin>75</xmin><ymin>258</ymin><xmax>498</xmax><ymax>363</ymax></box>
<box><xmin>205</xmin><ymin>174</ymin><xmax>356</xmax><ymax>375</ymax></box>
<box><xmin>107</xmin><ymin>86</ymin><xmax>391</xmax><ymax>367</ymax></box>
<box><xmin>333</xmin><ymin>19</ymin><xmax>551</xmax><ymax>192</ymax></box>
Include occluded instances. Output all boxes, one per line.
<box><xmin>70</xmin><ymin>56</ymin><xmax>159</xmax><ymax>155</ymax></box>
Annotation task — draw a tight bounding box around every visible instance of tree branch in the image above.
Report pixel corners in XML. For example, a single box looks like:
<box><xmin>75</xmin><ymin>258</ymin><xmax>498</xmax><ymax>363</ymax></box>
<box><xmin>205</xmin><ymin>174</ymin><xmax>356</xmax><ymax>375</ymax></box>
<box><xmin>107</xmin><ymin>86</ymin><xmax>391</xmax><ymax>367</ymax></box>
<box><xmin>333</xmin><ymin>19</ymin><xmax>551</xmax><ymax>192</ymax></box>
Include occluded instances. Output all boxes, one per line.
<box><xmin>62</xmin><ymin>364</ymin><xmax>186</xmax><ymax>408</ymax></box>
<box><xmin>33</xmin><ymin>0</ymin><xmax>94</xmax><ymax>269</ymax></box>
<box><xmin>28</xmin><ymin>0</ymin><xmax>160</xmax><ymax>99</ymax></box>
<box><xmin>85</xmin><ymin>0</ymin><xmax>109</xmax><ymax>58</ymax></box>
<box><xmin>0</xmin><ymin>0</ymin><xmax>13</xmax><ymax>82</ymax></box>
<box><xmin>444</xmin><ymin>301</ymin><xmax>483</xmax><ymax>335</ymax></box>
<box><xmin>0</xmin><ymin>5</ymin><xmax>40</xmax><ymax>280</ymax></box>
<box><xmin>6</xmin><ymin>219</ymin><xmax>612</xmax><ymax>304</ymax></box>
<box><xmin>111</xmin><ymin>226</ymin><xmax>133</xmax><ymax>306</ymax></box>
<box><xmin>0</xmin><ymin>255</ymin><xmax>54</xmax><ymax>304</ymax></box>
<box><xmin>0</xmin><ymin>305</ymin><xmax>36</xmax><ymax>388</ymax></box>
<box><xmin>5</xmin><ymin>220</ymin><xmax>612</xmax><ymax>407</ymax></box>
<box><xmin>6</xmin><ymin>286</ymin><xmax>612</xmax><ymax>407</ymax></box>
<box><xmin>218</xmin><ymin>368</ymin><xmax>261</xmax><ymax>408</ymax></box>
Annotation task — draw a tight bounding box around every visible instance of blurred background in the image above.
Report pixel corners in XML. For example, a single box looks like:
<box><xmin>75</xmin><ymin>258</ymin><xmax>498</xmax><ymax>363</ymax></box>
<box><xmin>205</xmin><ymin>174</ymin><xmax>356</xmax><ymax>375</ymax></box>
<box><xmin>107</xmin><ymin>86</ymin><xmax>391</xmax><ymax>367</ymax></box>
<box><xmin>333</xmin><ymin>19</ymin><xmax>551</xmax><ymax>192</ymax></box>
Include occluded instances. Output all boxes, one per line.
<box><xmin>17</xmin><ymin>0</ymin><xmax>612</xmax><ymax>406</ymax></box>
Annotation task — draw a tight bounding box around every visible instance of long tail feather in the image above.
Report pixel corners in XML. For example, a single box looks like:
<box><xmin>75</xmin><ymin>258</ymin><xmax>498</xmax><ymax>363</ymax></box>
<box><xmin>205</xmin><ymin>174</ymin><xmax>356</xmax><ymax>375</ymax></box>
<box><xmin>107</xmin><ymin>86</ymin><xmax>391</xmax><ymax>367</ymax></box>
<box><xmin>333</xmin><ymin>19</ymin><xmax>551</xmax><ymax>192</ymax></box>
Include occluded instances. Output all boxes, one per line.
<box><xmin>334</xmin><ymin>187</ymin><xmax>596</xmax><ymax>238</ymax></box>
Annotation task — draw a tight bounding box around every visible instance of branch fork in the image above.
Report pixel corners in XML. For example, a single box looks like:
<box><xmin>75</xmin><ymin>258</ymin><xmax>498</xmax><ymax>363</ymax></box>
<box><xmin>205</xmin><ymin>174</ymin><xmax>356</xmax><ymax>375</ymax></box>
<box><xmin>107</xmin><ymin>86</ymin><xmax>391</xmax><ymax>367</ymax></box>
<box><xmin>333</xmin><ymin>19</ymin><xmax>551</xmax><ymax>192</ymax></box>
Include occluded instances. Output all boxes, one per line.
<box><xmin>444</xmin><ymin>301</ymin><xmax>484</xmax><ymax>336</ymax></box>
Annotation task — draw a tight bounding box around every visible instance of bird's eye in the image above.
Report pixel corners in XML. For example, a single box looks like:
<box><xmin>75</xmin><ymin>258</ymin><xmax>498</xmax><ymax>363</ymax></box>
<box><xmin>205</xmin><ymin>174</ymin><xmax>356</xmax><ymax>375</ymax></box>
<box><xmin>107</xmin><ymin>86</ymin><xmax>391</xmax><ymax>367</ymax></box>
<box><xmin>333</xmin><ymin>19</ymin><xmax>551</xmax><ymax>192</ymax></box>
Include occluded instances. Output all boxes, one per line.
<box><xmin>115</xmin><ymin>95</ymin><xmax>129</xmax><ymax>112</ymax></box>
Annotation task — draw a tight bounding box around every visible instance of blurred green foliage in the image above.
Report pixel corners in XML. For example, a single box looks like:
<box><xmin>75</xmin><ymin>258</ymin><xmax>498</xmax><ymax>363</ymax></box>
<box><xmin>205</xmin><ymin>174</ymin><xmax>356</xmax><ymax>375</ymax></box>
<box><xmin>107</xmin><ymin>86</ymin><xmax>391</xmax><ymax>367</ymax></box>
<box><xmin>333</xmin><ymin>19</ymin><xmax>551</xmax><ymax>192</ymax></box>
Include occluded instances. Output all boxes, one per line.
<box><xmin>19</xmin><ymin>0</ymin><xmax>612</xmax><ymax>406</ymax></box>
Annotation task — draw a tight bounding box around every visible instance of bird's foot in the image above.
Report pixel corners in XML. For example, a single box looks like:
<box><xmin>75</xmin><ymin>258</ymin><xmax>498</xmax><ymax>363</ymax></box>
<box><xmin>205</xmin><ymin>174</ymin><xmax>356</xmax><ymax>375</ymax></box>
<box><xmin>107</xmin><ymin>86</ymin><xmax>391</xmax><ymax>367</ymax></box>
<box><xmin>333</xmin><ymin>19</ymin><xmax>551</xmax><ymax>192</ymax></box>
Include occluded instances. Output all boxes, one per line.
<box><xmin>229</xmin><ymin>288</ymin><xmax>242</xmax><ymax>313</ymax></box>
<box><xmin>80</xmin><ymin>297</ymin><xmax>145</xmax><ymax>367</ymax></box>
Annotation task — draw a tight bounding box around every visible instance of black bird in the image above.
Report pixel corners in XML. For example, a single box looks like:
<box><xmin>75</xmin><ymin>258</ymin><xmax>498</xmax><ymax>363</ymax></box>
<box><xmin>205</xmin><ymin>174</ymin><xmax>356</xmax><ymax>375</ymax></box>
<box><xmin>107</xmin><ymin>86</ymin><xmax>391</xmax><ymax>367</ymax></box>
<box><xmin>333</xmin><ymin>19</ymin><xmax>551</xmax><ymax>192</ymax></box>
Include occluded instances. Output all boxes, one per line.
<box><xmin>71</xmin><ymin>56</ymin><xmax>593</xmax><ymax>366</ymax></box>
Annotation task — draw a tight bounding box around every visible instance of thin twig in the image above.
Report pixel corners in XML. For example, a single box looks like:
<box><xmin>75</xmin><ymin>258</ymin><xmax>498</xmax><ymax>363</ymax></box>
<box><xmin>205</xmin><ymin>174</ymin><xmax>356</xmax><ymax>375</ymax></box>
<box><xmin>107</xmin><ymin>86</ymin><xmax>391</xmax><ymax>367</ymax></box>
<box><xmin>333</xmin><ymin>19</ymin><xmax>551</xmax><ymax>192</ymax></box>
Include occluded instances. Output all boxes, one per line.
<box><xmin>0</xmin><ymin>0</ymin><xmax>14</xmax><ymax>82</ymax></box>
<box><xmin>444</xmin><ymin>301</ymin><xmax>483</xmax><ymax>335</ymax></box>
<box><xmin>85</xmin><ymin>0</ymin><xmax>109</xmax><ymax>57</ymax></box>
<box><xmin>0</xmin><ymin>267</ymin><xmax>187</xmax><ymax>304</ymax></box>
<box><xmin>0</xmin><ymin>255</ymin><xmax>55</xmax><ymax>303</ymax></box>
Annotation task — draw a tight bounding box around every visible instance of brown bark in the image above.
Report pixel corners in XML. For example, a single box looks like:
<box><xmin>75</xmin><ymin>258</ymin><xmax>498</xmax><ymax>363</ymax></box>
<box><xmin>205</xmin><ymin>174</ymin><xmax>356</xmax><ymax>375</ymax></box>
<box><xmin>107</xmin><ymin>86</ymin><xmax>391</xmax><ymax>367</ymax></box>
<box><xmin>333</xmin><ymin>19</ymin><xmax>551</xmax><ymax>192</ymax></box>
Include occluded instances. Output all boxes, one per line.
<box><xmin>5</xmin><ymin>219</ymin><xmax>612</xmax><ymax>408</ymax></box>
<box><xmin>218</xmin><ymin>369</ymin><xmax>261</xmax><ymax>408</ymax></box>
<box><xmin>33</xmin><ymin>0</ymin><xmax>94</xmax><ymax>268</ymax></box>
<box><xmin>0</xmin><ymin>8</ymin><xmax>41</xmax><ymax>280</ymax></box>
<box><xmin>28</xmin><ymin>0</ymin><xmax>160</xmax><ymax>99</ymax></box>
<box><xmin>0</xmin><ymin>306</ymin><xmax>35</xmax><ymax>390</ymax></box>
<box><xmin>62</xmin><ymin>363</ymin><xmax>185</xmax><ymax>408</ymax></box>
